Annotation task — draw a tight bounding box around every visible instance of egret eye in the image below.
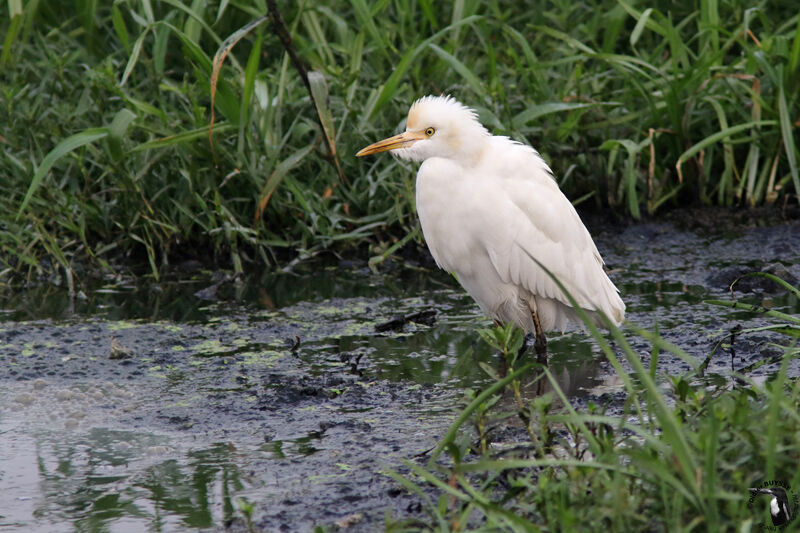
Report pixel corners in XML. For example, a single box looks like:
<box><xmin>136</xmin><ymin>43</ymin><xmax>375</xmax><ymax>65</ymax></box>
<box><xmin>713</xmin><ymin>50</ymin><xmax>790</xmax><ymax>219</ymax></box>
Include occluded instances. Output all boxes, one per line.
<box><xmin>425</xmin><ymin>127</ymin><xmax>435</xmax><ymax>137</ymax></box>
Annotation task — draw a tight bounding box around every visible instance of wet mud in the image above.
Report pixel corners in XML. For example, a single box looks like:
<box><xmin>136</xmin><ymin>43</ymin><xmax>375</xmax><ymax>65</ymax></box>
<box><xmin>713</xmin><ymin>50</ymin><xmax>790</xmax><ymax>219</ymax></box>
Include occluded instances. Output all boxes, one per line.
<box><xmin>1</xmin><ymin>209</ymin><xmax>799</xmax><ymax>531</ymax></box>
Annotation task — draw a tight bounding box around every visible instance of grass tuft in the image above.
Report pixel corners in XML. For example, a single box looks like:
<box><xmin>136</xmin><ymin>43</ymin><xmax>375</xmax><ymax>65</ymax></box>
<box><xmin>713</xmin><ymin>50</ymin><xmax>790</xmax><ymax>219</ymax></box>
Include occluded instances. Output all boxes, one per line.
<box><xmin>1</xmin><ymin>2</ymin><xmax>799</xmax><ymax>281</ymax></box>
<box><xmin>386</xmin><ymin>274</ymin><xmax>800</xmax><ymax>530</ymax></box>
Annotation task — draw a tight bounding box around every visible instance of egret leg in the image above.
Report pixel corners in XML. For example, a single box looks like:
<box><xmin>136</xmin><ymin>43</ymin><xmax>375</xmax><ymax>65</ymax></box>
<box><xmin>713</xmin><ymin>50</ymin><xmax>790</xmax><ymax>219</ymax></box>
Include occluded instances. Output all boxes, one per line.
<box><xmin>517</xmin><ymin>333</ymin><xmax>535</xmax><ymax>360</ymax></box>
<box><xmin>531</xmin><ymin>309</ymin><xmax>548</xmax><ymax>364</ymax></box>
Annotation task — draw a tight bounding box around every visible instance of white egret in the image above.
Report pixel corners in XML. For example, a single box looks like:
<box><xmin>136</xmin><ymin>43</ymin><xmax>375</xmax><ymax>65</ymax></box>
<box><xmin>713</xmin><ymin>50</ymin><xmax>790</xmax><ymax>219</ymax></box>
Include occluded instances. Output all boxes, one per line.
<box><xmin>357</xmin><ymin>95</ymin><xmax>625</xmax><ymax>360</ymax></box>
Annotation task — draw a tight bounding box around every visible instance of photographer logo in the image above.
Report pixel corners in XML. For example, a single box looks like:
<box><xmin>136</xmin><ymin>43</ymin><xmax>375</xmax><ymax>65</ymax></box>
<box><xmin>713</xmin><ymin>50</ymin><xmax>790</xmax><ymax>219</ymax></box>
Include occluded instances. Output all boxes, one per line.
<box><xmin>748</xmin><ymin>480</ymin><xmax>798</xmax><ymax>529</ymax></box>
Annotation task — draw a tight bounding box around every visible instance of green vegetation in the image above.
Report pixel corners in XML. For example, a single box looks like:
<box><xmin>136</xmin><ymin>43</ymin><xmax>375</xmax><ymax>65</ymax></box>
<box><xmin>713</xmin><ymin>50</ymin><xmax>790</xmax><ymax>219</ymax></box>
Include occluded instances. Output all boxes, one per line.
<box><xmin>387</xmin><ymin>276</ymin><xmax>799</xmax><ymax>531</ymax></box>
<box><xmin>1</xmin><ymin>1</ymin><xmax>799</xmax><ymax>281</ymax></box>
<box><xmin>4</xmin><ymin>4</ymin><xmax>799</xmax><ymax>527</ymax></box>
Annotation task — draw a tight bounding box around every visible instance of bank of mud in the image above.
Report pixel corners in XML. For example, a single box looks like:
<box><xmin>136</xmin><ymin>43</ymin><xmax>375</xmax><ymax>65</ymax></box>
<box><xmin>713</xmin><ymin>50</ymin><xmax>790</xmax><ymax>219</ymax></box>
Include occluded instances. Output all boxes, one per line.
<box><xmin>1</xmin><ymin>210</ymin><xmax>798</xmax><ymax>531</ymax></box>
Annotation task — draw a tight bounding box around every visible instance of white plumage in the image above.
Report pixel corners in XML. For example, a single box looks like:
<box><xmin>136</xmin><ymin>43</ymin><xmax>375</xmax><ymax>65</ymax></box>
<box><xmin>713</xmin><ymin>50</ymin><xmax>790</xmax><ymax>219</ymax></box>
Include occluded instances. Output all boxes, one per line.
<box><xmin>357</xmin><ymin>96</ymin><xmax>624</xmax><ymax>352</ymax></box>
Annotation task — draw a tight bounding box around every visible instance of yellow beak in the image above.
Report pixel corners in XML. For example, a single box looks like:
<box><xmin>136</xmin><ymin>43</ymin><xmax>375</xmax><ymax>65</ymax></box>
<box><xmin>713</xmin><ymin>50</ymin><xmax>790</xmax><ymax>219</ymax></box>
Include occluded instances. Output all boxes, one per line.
<box><xmin>356</xmin><ymin>131</ymin><xmax>427</xmax><ymax>157</ymax></box>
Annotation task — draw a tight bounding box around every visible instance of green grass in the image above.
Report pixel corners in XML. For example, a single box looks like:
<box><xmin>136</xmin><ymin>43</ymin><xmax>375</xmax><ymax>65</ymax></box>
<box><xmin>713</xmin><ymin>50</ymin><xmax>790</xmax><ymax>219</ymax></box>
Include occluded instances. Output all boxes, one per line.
<box><xmin>385</xmin><ymin>276</ymin><xmax>800</xmax><ymax>531</ymax></box>
<box><xmin>1</xmin><ymin>1</ymin><xmax>799</xmax><ymax>281</ymax></box>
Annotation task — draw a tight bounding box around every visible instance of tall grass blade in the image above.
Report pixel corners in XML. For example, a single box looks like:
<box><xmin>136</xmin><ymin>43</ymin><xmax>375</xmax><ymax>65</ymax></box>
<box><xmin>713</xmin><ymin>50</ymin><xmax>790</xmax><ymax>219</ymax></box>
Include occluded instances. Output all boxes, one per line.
<box><xmin>426</xmin><ymin>362</ymin><xmax>536</xmax><ymax>468</ymax></box>
<box><xmin>744</xmin><ymin>78</ymin><xmax>762</xmax><ymax>204</ymax></box>
<box><xmin>790</xmin><ymin>14</ymin><xmax>800</xmax><ymax>73</ymax></box>
<box><xmin>705</xmin><ymin>97</ymin><xmax>734</xmax><ymax>204</ymax></box>
<box><xmin>700</xmin><ymin>0</ymin><xmax>720</xmax><ymax>52</ymax></box>
<box><xmin>705</xmin><ymin>299</ymin><xmax>800</xmax><ymax>325</ymax></box>
<box><xmin>1</xmin><ymin>0</ymin><xmax>24</xmax><ymax>67</ymax></box>
<box><xmin>350</xmin><ymin>0</ymin><xmax>389</xmax><ymax>60</ymax></box>
<box><xmin>120</xmin><ymin>27</ymin><xmax>150</xmax><ymax>86</ymax></box>
<box><xmin>629</xmin><ymin>7</ymin><xmax>652</xmax><ymax>47</ymax></box>
<box><xmin>131</xmin><ymin>124</ymin><xmax>235</xmax><ymax>152</ymax></box>
<box><xmin>765</xmin><ymin>348</ymin><xmax>792</xmax><ymax>479</ymax></box>
<box><xmin>160</xmin><ymin>0</ymin><xmax>223</xmax><ymax>45</ymax></box>
<box><xmin>140</xmin><ymin>0</ymin><xmax>154</xmax><ymax>24</ymax></box>
<box><xmin>617</xmin><ymin>0</ymin><xmax>666</xmax><ymax>37</ymax></box>
<box><xmin>255</xmin><ymin>144</ymin><xmax>314</xmax><ymax>220</ymax></box>
<box><xmin>428</xmin><ymin>43</ymin><xmax>483</xmax><ymax>95</ymax></box>
<box><xmin>676</xmin><ymin>121</ymin><xmax>776</xmax><ymax>182</ymax></box>
<box><xmin>454</xmin><ymin>473</ymin><xmax>540</xmax><ymax>531</ymax></box>
<box><xmin>531</xmin><ymin>25</ymin><xmax>596</xmax><ymax>54</ymax></box>
<box><xmin>512</xmin><ymin>102</ymin><xmax>599</xmax><ymax>130</ymax></box>
<box><xmin>454</xmin><ymin>457</ymin><xmax>630</xmax><ymax>474</ymax></box>
<box><xmin>543</xmin><ymin>368</ymin><xmax>602</xmax><ymax>452</ymax></box>
<box><xmin>382</xmin><ymin>469</ymin><xmax>448</xmax><ymax>530</ymax></box>
<box><xmin>152</xmin><ymin>23</ymin><xmax>169</xmax><ymax>75</ymax></box>
<box><xmin>777</xmin><ymin>84</ymin><xmax>800</xmax><ymax>203</ymax></box>
<box><xmin>370</xmin><ymin>15</ymin><xmax>482</xmax><ymax>118</ymax></box>
<box><xmin>17</xmin><ymin>128</ymin><xmax>109</xmax><ymax>217</ymax></box>
<box><xmin>210</xmin><ymin>16</ymin><xmax>269</xmax><ymax>144</ymax></box>
<box><xmin>111</xmin><ymin>4</ymin><xmax>130</xmax><ymax>52</ymax></box>
<box><xmin>308</xmin><ymin>70</ymin><xmax>345</xmax><ymax>183</ymax></box>
<box><xmin>107</xmin><ymin>108</ymin><xmax>137</xmax><ymax>161</ymax></box>
<box><xmin>732</xmin><ymin>272</ymin><xmax>800</xmax><ymax>299</ymax></box>
<box><xmin>215</xmin><ymin>0</ymin><xmax>230</xmax><ymax>23</ymax></box>
<box><xmin>239</xmin><ymin>32</ymin><xmax>262</xmax><ymax>152</ymax></box>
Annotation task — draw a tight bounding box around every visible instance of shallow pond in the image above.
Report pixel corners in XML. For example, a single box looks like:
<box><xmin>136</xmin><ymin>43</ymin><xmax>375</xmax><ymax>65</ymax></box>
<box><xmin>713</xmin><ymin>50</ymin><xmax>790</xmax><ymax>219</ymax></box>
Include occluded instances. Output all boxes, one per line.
<box><xmin>1</xmin><ymin>213</ymin><xmax>799</xmax><ymax>531</ymax></box>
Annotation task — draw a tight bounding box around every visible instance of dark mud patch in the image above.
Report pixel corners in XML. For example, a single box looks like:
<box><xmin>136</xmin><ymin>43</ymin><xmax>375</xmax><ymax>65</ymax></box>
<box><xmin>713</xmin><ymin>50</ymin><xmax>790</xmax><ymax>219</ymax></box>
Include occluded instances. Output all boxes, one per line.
<box><xmin>0</xmin><ymin>308</ymin><xmax>455</xmax><ymax>531</ymax></box>
<box><xmin>1</xmin><ymin>210</ymin><xmax>799</xmax><ymax>531</ymax></box>
<box><xmin>602</xmin><ymin>217</ymin><xmax>800</xmax><ymax>372</ymax></box>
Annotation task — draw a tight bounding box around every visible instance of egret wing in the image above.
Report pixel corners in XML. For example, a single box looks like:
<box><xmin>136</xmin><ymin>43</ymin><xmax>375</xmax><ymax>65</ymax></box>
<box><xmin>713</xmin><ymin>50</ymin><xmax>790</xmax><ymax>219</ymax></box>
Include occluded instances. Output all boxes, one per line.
<box><xmin>482</xmin><ymin>157</ymin><xmax>623</xmax><ymax>323</ymax></box>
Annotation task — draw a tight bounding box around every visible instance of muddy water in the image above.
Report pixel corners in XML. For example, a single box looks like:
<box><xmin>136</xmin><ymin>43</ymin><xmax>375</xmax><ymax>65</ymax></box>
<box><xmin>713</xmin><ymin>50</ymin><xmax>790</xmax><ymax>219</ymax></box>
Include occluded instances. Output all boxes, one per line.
<box><xmin>1</xmin><ymin>213</ymin><xmax>799</xmax><ymax>532</ymax></box>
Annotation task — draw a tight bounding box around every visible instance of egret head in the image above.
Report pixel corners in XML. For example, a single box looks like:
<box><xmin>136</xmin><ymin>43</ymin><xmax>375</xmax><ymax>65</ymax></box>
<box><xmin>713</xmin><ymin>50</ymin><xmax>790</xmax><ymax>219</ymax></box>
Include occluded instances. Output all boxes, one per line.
<box><xmin>357</xmin><ymin>95</ymin><xmax>489</xmax><ymax>162</ymax></box>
